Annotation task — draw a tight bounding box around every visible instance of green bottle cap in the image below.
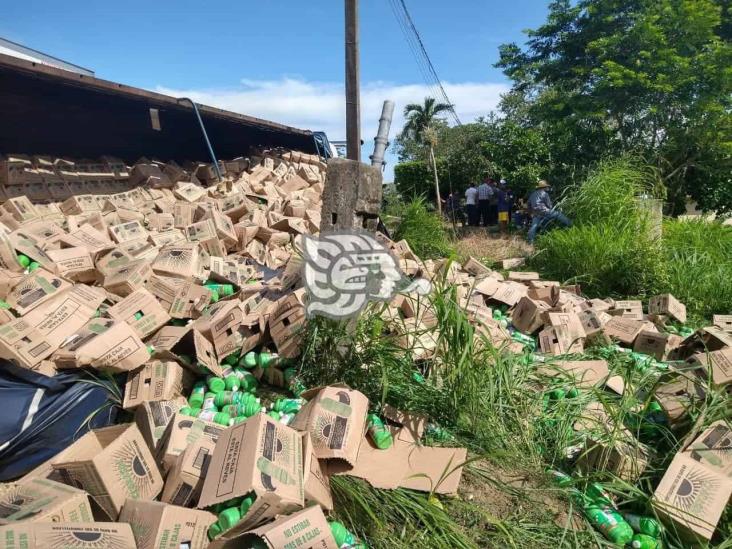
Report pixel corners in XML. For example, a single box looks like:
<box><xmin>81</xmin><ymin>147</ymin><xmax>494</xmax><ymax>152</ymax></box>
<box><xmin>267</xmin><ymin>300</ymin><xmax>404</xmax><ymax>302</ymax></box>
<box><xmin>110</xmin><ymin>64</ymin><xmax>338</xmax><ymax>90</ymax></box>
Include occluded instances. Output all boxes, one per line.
<box><xmin>223</xmin><ymin>352</ymin><xmax>240</xmax><ymax>366</ymax></box>
<box><xmin>218</xmin><ymin>506</ymin><xmax>241</xmax><ymax>530</ymax></box>
<box><xmin>207</xmin><ymin>376</ymin><xmax>226</xmax><ymax>394</ymax></box>
<box><xmin>566</xmin><ymin>387</ymin><xmax>580</xmax><ymax>398</ymax></box>
<box><xmin>548</xmin><ymin>388</ymin><xmax>566</xmax><ymax>400</ymax></box>
<box><xmin>225</xmin><ymin>374</ymin><xmax>241</xmax><ymax>392</ymax></box>
<box><xmin>28</xmin><ymin>262</ymin><xmax>40</xmax><ymax>272</ymax></box>
<box><xmin>16</xmin><ymin>254</ymin><xmax>30</xmax><ymax>268</ymax></box>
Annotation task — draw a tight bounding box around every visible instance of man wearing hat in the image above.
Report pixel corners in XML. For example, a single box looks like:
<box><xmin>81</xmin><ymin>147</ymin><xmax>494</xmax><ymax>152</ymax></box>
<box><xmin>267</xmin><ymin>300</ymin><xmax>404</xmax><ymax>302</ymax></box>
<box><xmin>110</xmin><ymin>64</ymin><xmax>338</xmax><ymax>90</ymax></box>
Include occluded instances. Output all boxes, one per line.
<box><xmin>527</xmin><ymin>180</ymin><xmax>571</xmax><ymax>243</ymax></box>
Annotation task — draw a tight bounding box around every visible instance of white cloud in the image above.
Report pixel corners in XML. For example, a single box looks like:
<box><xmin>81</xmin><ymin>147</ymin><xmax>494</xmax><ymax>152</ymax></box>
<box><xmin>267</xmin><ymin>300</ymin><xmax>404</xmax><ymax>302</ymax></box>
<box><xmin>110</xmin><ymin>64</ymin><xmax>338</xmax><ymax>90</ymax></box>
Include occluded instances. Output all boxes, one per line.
<box><xmin>155</xmin><ymin>77</ymin><xmax>509</xmax><ymax>181</ymax></box>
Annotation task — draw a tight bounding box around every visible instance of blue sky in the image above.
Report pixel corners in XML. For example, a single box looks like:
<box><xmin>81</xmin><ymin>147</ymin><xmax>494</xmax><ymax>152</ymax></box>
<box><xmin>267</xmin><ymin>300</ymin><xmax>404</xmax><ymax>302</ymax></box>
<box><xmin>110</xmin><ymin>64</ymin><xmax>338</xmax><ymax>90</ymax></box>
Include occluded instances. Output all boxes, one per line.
<box><xmin>3</xmin><ymin>0</ymin><xmax>549</xmax><ymax>180</ymax></box>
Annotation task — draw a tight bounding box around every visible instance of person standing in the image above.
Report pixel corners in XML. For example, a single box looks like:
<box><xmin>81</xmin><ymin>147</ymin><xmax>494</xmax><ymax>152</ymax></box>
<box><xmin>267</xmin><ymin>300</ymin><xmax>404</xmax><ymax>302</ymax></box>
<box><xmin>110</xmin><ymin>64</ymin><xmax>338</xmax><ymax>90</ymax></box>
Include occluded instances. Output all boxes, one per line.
<box><xmin>464</xmin><ymin>183</ymin><xmax>478</xmax><ymax>226</ymax></box>
<box><xmin>488</xmin><ymin>179</ymin><xmax>499</xmax><ymax>226</ymax></box>
<box><xmin>477</xmin><ymin>178</ymin><xmax>493</xmax><ymax>227</ymax></box>
<box><xmin>497</xmin><ymin>179</ymin><xmax>514</xmax><ymax>233</ymax></box>
<box><xmin>527</xmin><ymin>180</ymin><xmax>572</xmax><ymax>243</ymax></box>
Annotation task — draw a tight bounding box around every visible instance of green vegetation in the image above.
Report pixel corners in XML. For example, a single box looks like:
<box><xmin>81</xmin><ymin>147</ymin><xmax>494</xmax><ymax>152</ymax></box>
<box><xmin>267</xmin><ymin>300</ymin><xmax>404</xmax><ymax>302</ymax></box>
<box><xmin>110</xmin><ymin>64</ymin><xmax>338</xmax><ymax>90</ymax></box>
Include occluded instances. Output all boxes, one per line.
<box><xmin>663</xmin><ymin>218</ymin><xmax>732</xmax><ymax>321</ymax></box>
<box><xmin>394</xmin><ymin>1</ymin><xmax>732</xmax><ymax>214</ymax></box>
<box><xmin>291</xmin><ymin>273</ymin><xmax>730</xmax><ymax>548</ymax></box>
<box><xmin>530</xmin><ymin>159</ymin><xmax>732</xmax><ymax>321</ymax></box>
<box><xmin>393</xmin><ymin>196</ymin><xmax>455</xmax><ymax>260</ymax></box>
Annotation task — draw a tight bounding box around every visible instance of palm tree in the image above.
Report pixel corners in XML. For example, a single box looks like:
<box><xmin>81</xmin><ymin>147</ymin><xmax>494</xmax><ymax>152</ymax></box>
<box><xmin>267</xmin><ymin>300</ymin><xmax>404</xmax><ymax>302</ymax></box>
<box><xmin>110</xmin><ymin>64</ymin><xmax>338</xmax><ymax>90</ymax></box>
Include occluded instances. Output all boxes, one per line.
<box><xmin>402</xmin><ymin>97</ymin><xmax>453</xmax><ymax>214</ymax></box>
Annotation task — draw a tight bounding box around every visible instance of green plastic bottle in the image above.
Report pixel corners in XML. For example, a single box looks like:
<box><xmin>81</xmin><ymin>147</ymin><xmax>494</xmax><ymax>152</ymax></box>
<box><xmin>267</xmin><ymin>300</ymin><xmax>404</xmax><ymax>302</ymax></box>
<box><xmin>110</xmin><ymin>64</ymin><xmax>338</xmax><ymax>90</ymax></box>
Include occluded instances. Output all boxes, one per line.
<box><xmin>207</xmin><ymin>521</ymin><xmax>222</xmax><ymax>540</ymax></box>
<box><xmin>329</xmin><ymin>521</ymin><xmax>357</xmax><ymax>548</ymax></box>
<box><xmin>28</xmin><ymin>261</ymin><xmax>40</xmax><ymax>272</ymax></box>
<box><xmin>240</xmin><ymin>351</ymin><xmax>258</xmax><ymax>369</ymax></box>
<box><xmin>239</xmin><ymin>399</ymin><xmax>263</xmax><ymax>418</ymax></box>
<box><xmin>272</xmin><ymin>398</ymin><xmax>304</xmax><ymax>414</ymax></box>
<box><xmin>196</xmin><ymin>410</ymin><xmax>232</xmax><ymax>426</ymax></box>
<box><xmin>235</xmin><ymin>368</ymin><xmax>258</xmax><ymax>392</ymax></box>
<box><xmin>208</xmin><ymin>289</ymin><xmax>220</xmax><ymax>304</ymax></box>
<box><xmin>207</xmin><ymin>376</ymin><xmax>226</xmax><ymax>394</ymax></box>
<box><xmin>179</xmin><ymin>406</ymin><xmax>194</xmax><ymax>416</ymax></box>
<box><xmin>214</xmin><ymin>391</ymin><xmax>243</xmax><ymax>408</ymax></box>
<box><xmin>547</xmin><ymin>388</ymin><xmax>566</xmax><ymax>401</ymax></box>
<box><xmin>189</xmin><ymin>382</ymin><xmax>206</xmax><ymax>409</ymax></box>
<box><xmin>201</xmin><ymin>392</ymin><xmax>218</xmax><ymax>411</ymax></box>
<box><xmin>257</xmin><ymin>351</ymin><xmax>280</xmax><ymax>368</ymax></box>
<box><xmin>284</xmin><ymin>367</ymin><xmax>306</xmax><ymax>397</ymax></box>
<box><xmin>583</xmin><ymin>506</ymin><xmax>633</xmax><ymax>545</ymax></box>
<box><xmin>16</xmin><ymin>254</ymin><xmax>31</xmax><ymax>268</ymax></box>
<box><xmin>222</xmin><ymin>351</ymin><xmax>240</xmax><ymax>366</ymax></box>
<box><xmin>205</xmin><ymin>282</ymin><xmax>235</xmax><ymax>297</ymax></box>
<box><xmin>624</xmin><ymin>514</ymin><xmax>661</xmax><ymax>538</ymax></box>
<box><xmin>268</xmin><ymin>410</ymin><xmax>282</xmax><ymax>421</ymax></box>
<box><xmin>367</xmin><ymin>414</ymin><xmax>393</xmax><ymax>449</ymax></box>
<box><xmin>585</xmin><ymin>483</ymin><xmax>614</xmax><ymax>507</ymax></box>
<box><xmin>218</xmin><ymin>506</ymin><xmax>241</xmax><ymax>531</ymax></box>
<box><xmin>566</xmin><ymin>387</ymin><xmax>580</xmax><ymax>399</ymax></box>
<box><xmin>222</xmin><ymin>366</ymin><xmax>241</xmax><ymax>391</ymax></box>
<box><xmin>630</xmin><ymin>534</ymin><xmax>660</xmax><ymax>549</ymax></box>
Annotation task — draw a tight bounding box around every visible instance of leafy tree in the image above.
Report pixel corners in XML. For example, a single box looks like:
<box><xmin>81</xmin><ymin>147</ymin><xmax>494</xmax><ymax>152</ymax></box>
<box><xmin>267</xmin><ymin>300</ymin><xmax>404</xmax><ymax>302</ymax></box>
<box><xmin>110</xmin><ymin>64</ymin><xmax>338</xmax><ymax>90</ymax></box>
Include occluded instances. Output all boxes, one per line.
<box><xmin>401</xmin><ymin>97</ymin><xmax>453</xmax><ymax>213</ymax></box>
<box><xmin>496</xmin><ymin>0</ymin><xmax>732</xmax><ymax>215</ymax></box>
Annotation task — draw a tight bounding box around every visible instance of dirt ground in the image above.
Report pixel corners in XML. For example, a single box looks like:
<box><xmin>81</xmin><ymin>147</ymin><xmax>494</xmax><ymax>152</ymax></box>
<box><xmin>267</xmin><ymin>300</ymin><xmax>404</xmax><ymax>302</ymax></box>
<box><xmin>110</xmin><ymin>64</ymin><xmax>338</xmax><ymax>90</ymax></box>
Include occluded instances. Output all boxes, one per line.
<box><xmin>452</xmin><ymin>228</ymin><xmax>534</xmax><ymax>265</ymax></box>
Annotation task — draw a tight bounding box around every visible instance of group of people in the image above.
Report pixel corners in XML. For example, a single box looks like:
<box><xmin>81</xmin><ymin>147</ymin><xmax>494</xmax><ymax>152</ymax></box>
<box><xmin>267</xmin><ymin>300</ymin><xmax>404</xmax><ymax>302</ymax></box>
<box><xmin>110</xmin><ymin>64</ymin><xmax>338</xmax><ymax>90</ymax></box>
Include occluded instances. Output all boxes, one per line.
<box><xmin>461</xmin><ymin>178</ymin><xmax>515</xmax><ymax>231</ymax></box>
<box><xmin>444</xmin><ymin>177</ymin><xmax>571</xmax><ymax>243</ymax></box>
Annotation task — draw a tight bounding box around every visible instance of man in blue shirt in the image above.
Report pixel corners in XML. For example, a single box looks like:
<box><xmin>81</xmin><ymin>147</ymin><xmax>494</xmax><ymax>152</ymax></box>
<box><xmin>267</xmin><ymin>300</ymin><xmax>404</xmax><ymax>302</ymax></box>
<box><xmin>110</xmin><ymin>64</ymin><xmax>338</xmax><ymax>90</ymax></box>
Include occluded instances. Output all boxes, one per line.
<box><xmin>527</xmin><ymin>180</ymin><xmax>571</xmax><ymax>243</ymax></box>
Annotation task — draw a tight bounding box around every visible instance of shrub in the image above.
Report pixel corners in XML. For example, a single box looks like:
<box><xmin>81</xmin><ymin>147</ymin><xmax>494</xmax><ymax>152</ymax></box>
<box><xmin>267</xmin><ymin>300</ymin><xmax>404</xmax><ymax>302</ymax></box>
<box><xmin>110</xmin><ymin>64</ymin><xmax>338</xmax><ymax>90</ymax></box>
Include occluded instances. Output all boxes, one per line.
<box><xmin>662</xmin><ymin>219</ymin><xmax>732</xmax><ymax>321</ymax></box>
<box><xmin>531</xmin><ymin>220</ymin><xmax>667</xmax><ymax>298</ymax></box>
<box><xmin>393</xmin><ymin>197</ymin><xmax>455</xmax><ymax>259</ymax></box>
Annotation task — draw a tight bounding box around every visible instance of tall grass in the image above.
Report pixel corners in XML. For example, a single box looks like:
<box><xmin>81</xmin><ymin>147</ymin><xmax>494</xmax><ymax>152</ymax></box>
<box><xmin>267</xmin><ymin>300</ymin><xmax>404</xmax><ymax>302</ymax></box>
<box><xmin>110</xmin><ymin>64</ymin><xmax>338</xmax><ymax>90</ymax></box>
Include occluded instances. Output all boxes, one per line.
<box><xmin>393</xmin><ymin>196</ymin><xmax>456</xmax><ymax>259</ymax></box>
<box><xmin>662</xmin><ymin>219</ymin><xmax>732</xmax><ymax>321</ymax></box>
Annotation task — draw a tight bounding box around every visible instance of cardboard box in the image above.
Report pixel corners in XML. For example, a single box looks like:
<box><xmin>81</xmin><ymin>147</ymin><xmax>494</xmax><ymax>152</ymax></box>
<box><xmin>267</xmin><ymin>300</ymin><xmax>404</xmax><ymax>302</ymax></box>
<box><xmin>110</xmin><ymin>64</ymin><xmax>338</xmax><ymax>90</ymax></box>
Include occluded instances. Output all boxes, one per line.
<box><xmin>0</xmin><ymin>317</ymin><xmax>55</xmax><ymax>370</ymax></box>
<box><xmin>539</xmin><ymin>359</ymin><xmax>610</xmax><ymax>389</ymax></box>
<box><xmin>713</xmin><ymin>314</ymin><xmax>732</xmax><ymax>334</ymax></box>
<box><xmin>197</xmin><ymin>414</ymin><xmax>304</xmax><ymax>533</ymax></box>
<box><xmin>123</xmin><ymin>360</ymin><xmax>192</xmax><ymax>410</ymax></box>
<box><xmin>0</xmin><ymin>522</ymin><xmax>136</xmax><ymax>548</ymax></box>
<box><xmin>544</xmin><ymin>311</ymin><xmax>587</xmax><ymax>344</ymax></box>
<box><xmin>5</xmin><ymin>268</ymin><xmax>72</xmax><ymax>316</ymax></box>
<box><xmin>511</xmin><ymin>296</ymin><xmax>550</xmax><ymax>335</ymax></box>
<box><xmin>653</xmin><ymin>452</ymin><xmax>732</xmax><ymax>541</ymax></box>
<box><xmin>51</xmin><ymin>423</ymin><xmax>163</xmax><ymax>518</ymax></box>
<box><xmin>269</xmin><ymin>291</ymin><xmax>307</xmax><ymax>359</ymax></box>
<box><xmin>655</xmin><ymin>378</ymin><xmax>707</xmax><ymax>425</ymax></box>
<box><xmin>161</xmin><ymin>437</ymin><xmax>215</xmax><ymax>507</ymax></box>
<box><xmin>291</xmin><ymin>385</ymin><xmax>368</xmax><ymax>466</ymax></box>
<box><xmin>110</xmin><ymin>220</ymin><xmax>148</xmax><ymax>244</ymax></box>
<box><xmin>611</xmin><ymin>300</ymin><xmax>644</xmax><ymax>320</ymax></box>
<box><xmin>152</xmin><ymin>242</ymin><xmax>208</xmax><ymax>280</ymax></box>
<box><xmin>107</xmin><ymin>288</ymin><xmax>171</xmax><ymax>339</ymax></box>
<box><xmin>46</xmin><ymin>247</ymin><xmax>96</xmax><ymax>282</ymax></box>
<box><xmin>134</xmin><ymin>397</ymin><xmax>189</xmax><ymax>452</ymax></box>
<box><xmin>683</xmin><ymin>421</ymin><xmax>732</xmax><ymax>477</ymax></box>
<box><xmin>633</xmin><ymin>330</ymin><xmax>683</xmax><ymax>361</ymax></box>
<box><xmin>0</xmin><ymin>478</ymin><xmax>93</xmax><ymax>524</ymax></box>
<box><xmin>103</xmin><ymin>259</ymin><xmax>153</xmax><ymax>297</ymax></box>
<box><xmin>603</xmin><ymin>317</ymin><xmax>645</xmax><ymax>346</ymax></box>
<box><xmin>209</xmin><ymin>505</ymin><xmax>338</xmax><ymax>549</ymax></box>
<box><xmin>147</xmin><ymin>325</ymin><xmax>222</xmax><ymax>377</ymax></box>
<box><xmin>301</xmin><ymin>434</ymin><xmax>334</xmax><ymax>511</ymax></box>
<box><xmin>157</xmin><ymin>413</ymin><xmax>227</xmax><ymax>473</ymax></box>
<box><xmin>576</xmin><ymin>438</ymin><xmax>649</xmax><ymax>483</ymax></box>
<box><xmin>8</xmin><ymin>229</ymin><xmax>56</xmax><ymax>272</ymax></box>
<box><xmin>538</xmin><ymin>324</ymin><xmax>584</xmax><ymax>356</ymax></box>
<box><xmin>119</xmin><ymin>500</ymin><xmax>215</xmax><ymax>549</ymax></box>
<box><xmin>649</xmin><ymin>294</ymin><xmax>687</xmax><ymax>324</ymax></box>
<box><xmin>687</xmin><ymin>348</ymin><xmax>732</xmax><ymax>387</ymax></box>
<box><xmin>54</xmin><ymin>318</ymin><xmax>149</xmax><ymax>373</ymax></box>
<box><xmin>169</xmin><ymin>281</ymin><xmax>212</xmax><ymax>320</ymax></box>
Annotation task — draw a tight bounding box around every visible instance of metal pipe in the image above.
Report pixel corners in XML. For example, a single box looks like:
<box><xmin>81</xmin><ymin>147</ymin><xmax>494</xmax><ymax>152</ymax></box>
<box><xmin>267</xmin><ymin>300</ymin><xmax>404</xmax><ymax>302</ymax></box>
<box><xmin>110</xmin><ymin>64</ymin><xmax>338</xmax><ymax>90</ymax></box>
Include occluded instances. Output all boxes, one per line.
<box><xmin>345</xmin><ymin>0</ymin><xmax>361</xmax><ymax>161</ymax></box>
<box><xmin>177</xmin><ymin>97</ymin><xmax>222</xmax><ymax>181</ymax></box>
<box><xmin>370</xmin><ymin>100</ymin><xmax>395</xmax><ymax>169</ymax></box>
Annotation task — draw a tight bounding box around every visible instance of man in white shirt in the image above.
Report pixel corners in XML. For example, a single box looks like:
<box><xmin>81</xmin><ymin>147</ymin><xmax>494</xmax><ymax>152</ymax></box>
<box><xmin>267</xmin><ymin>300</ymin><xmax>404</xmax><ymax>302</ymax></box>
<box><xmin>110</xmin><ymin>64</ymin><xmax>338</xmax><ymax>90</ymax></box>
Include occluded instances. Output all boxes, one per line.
<box><xmin>464</xmin><ymin>184</ymin><xmax>478</xmax><ymax>226</ymax></box>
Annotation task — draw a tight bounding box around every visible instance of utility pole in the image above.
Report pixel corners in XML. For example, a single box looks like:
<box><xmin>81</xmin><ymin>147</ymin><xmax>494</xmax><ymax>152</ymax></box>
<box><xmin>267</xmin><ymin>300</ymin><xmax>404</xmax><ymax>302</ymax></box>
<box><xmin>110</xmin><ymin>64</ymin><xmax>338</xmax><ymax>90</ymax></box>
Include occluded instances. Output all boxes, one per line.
<box><xmin>370</xmin><ymin>100</ymin><xmax>395</xmax><ymax>170</ymax></box>
<box><xmin>345</xmin><ymin>0</ymin><xmax>361</xmax><ymax>161</ymax></box>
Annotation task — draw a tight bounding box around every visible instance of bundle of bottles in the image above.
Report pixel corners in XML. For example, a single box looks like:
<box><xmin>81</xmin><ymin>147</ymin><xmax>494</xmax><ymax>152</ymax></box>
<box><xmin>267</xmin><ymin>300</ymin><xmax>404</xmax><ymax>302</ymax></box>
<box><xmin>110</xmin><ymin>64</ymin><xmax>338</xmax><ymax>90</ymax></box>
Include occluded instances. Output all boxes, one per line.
<box><xmin>552</xmin><ymin>471</ymin><xmax>663</xmax><ymax>548</ymax></box>
<box><xmin>179</xmin><ymin>349</ymin><xmax>306</xmax><ymax>427</ymax></box>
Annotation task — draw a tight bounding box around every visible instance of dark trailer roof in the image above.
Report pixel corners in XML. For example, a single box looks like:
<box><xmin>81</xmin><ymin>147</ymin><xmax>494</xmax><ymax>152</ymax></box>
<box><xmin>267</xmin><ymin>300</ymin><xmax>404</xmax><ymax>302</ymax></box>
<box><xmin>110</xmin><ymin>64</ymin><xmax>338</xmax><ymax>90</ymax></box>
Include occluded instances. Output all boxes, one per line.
<box><xmin>0</xmin><ymin>53</ymin><xmax>319</xmax><ymax>163</ymax></box>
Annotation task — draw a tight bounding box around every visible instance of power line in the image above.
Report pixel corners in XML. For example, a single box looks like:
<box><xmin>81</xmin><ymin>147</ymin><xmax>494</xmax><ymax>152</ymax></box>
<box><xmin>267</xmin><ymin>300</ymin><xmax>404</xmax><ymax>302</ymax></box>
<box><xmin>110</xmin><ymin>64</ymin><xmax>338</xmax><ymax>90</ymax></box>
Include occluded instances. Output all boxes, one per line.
<box><xmin>388</xmin><ymin>0</ymin><xmax>462</xmax><ymax>126</ymax></box>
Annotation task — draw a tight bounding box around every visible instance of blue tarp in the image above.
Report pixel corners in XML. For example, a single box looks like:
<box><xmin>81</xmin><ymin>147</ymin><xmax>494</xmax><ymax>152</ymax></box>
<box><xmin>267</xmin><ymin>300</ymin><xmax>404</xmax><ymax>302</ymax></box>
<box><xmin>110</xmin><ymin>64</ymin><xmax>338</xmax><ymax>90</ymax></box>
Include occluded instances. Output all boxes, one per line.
<box><xmin>0</xmin><ymin>360</ymin><xmax>119</xmax><ymax>481</ymax></box>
